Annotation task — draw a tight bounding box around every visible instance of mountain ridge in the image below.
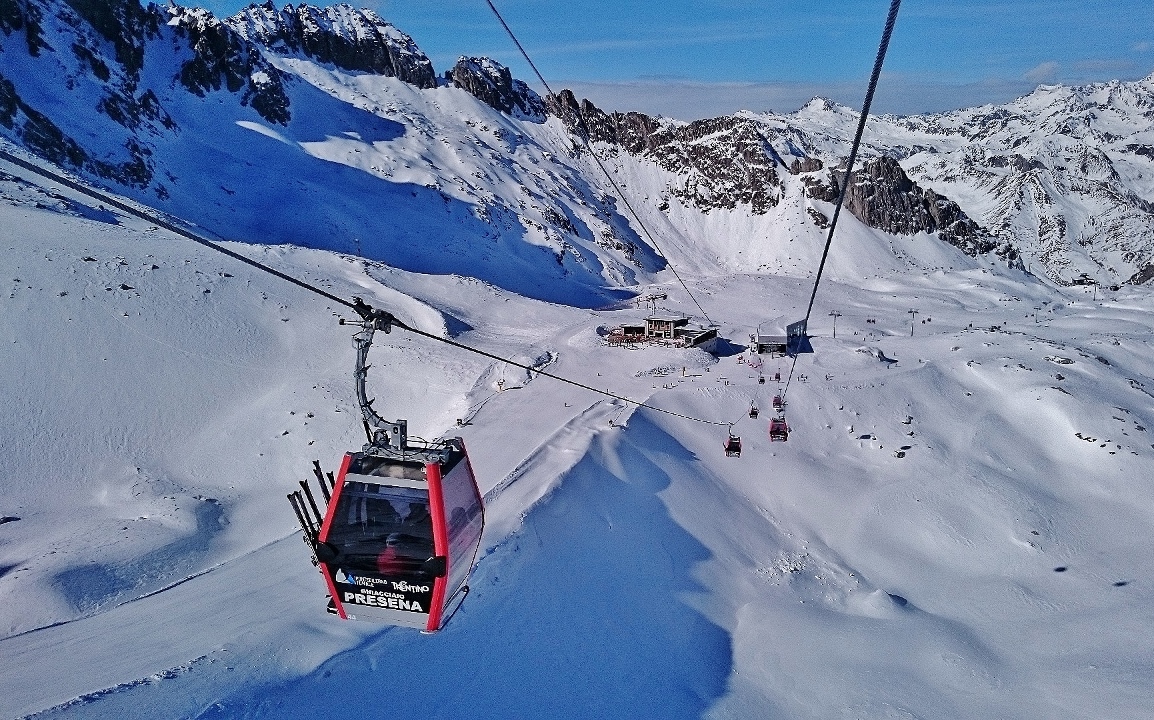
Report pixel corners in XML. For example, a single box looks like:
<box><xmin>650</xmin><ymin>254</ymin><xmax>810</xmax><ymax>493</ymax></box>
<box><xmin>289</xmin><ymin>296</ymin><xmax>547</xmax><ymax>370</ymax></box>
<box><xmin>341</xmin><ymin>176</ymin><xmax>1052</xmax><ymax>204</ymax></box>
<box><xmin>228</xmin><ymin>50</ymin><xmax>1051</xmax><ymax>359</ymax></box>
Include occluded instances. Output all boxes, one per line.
<box><xmin>1</xmin><ymin>0</ymin><xmax>1151</xmax><ymax>289</ymax></box>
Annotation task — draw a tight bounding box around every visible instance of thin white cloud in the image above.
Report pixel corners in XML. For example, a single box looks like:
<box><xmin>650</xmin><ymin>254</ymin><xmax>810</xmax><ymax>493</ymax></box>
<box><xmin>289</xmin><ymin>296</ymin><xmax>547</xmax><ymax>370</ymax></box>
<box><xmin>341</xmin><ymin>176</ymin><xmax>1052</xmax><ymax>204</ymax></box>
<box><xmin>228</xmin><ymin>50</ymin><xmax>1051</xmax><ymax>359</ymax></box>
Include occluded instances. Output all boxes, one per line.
<box><xmin>1134</xmin><ymin>41</ymin><xmax>1152</xmax><ymax>53</ymax></box>
<box><xmin>1073</xmin><ymin>58</ymin><xmax>1136</xmax><ymax>75</ymax></box>
<box><xmin>1023</xmin><ymin>61</ymin><xmax>1060</xmax><ymax>84</ymax></box>
<box><xmin>555</xmin><ymin>77</ymin><xmax>1045</xmax><ymax>120</ymax></box>
<box><xmin>522</xmin><ymin>29</ymin><xmax>784</xmax><ymax>57</ymax></box>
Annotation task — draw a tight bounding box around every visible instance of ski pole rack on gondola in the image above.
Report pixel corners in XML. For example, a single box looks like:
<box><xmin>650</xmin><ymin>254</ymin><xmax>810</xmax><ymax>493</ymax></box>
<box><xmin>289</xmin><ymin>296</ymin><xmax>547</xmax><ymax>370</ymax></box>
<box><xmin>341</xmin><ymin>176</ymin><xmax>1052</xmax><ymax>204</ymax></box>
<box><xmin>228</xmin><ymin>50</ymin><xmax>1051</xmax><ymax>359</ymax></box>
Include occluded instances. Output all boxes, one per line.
<box><xmin>289</xmin><ymin>299</ymin><xmax>485</xmax><ymax>632</ymax></box>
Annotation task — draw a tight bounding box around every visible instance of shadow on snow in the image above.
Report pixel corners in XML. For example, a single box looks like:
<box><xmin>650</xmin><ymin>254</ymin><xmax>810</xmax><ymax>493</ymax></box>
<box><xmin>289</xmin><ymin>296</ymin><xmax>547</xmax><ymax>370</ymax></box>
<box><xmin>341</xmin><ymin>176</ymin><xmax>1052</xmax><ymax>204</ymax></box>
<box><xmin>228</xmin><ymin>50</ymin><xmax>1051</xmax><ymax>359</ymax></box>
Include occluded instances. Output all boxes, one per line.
<box><xmin>197</xmin><ymin>422</ymin><xmax>732</xmax><ymax>719</ymax></box>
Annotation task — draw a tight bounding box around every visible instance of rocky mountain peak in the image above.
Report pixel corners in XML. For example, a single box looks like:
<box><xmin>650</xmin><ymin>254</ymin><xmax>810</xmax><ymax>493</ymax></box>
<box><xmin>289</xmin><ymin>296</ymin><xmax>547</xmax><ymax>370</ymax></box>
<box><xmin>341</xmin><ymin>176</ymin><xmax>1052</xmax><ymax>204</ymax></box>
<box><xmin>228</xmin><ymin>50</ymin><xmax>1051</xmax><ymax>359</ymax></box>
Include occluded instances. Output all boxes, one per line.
<box><xmin>545</xmin><ymin>92</ymin><xmax>784</xmax><ymax>213</ymax></box>
<box><xmin>165</xmin><ymin>3</ymin><xmax>291</xmax><ymax>125</ymax></box>
<box><xmin>224</xmin><ymin>2</ymin><xmax>435</xmax><ymax>89</ymax></box>
<box><xmin>795</xmin><ymin>97</ymin><xmax>853</xmax><ymax>115</ymax></box>
<box><xmin>448</xmin><ymin>56</ymin><xmax>545</xmax><ymax>121</ymax></box>
<box><xmin>845</xmin><ymin>156</ymin><xmax>1010</xmax><ymax>260</ymax></box>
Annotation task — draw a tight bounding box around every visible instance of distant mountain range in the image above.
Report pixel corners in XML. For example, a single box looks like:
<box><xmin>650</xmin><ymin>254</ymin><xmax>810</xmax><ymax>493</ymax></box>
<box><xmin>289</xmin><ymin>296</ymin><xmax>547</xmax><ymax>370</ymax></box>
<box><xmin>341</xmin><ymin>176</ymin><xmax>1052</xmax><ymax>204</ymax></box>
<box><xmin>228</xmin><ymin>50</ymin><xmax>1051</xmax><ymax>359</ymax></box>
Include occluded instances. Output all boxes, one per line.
<box><xmin>2</xmin><ymin>0</ymin><xmax>1152</xmax><ymax>290</ymax></box>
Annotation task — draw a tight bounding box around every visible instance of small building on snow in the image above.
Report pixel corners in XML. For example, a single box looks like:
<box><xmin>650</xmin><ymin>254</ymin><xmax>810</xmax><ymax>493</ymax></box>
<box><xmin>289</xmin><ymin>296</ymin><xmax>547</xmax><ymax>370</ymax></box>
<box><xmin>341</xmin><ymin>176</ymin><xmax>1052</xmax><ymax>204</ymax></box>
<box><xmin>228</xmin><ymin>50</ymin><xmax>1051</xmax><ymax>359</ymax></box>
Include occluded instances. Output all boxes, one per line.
<box><xmin>756</xmin><ymin>317</ymin><xmax>807</xmax><ymax>355</ymax></box>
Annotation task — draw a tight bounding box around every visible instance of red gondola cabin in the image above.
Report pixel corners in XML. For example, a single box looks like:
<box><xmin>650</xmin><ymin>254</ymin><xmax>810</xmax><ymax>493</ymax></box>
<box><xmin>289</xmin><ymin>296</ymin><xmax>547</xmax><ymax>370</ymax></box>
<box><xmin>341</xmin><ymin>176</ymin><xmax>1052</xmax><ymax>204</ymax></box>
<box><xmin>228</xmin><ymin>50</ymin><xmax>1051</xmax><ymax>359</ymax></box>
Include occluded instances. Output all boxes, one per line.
<box><xmin>313</xmin><ymin>439</ymin><xmax>484</xmax><ymax>631</ymax></box>
<box><xmin>769</xmin><ymin>417</ymin><xmax>789</xmax><ymax>442</ymax></box>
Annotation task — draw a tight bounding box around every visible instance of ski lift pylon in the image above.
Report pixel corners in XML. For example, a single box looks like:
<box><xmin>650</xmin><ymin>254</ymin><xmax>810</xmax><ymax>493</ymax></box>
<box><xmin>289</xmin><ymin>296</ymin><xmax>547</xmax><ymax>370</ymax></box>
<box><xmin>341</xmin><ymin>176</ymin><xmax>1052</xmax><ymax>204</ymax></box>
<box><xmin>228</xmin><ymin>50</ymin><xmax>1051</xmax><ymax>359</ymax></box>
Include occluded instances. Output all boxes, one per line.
<box><xmin>289</xmin><ymin>299</ymin><xmax>485</xmax><ymax>631</ymax></box>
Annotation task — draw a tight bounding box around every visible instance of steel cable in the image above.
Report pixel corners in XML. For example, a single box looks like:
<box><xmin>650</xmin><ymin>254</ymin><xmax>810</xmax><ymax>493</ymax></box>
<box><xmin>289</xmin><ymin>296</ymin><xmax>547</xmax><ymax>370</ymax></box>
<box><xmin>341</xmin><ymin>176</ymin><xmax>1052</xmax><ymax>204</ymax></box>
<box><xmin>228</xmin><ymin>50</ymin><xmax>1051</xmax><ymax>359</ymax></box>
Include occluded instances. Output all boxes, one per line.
<box><xmin>0</xmin><ymin>148</ymin><xmax>727</xmax><ymax>427</ymax></box>
<box><xmin>781</xmin><ymin>0</ymin><xmax>902</xmax><ymax>405</ymax></box>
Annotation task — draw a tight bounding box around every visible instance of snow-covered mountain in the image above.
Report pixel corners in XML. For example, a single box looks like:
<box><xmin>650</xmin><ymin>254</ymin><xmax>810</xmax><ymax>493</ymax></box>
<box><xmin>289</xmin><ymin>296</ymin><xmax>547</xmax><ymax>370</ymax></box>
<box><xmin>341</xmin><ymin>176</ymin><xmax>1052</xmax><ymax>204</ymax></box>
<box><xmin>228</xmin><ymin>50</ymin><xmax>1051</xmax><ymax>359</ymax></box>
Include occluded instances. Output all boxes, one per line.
<box><xmin>2</xmin><ymin>0</ymin><xmax>1152</xmax><ymax>295</ymax></box>
<box><xmin>549</xmin><ymin>84</ymin><xmax>1154</xmax><ymax>286</ymax></box>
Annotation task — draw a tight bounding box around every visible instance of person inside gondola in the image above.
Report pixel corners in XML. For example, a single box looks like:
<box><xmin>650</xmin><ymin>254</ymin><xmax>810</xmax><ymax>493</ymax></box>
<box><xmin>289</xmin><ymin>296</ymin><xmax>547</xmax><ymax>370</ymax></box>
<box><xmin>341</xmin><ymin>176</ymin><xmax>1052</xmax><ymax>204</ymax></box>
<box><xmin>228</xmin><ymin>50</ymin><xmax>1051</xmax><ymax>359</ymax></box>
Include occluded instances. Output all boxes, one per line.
<box><xmin>393</xmin><ymin>503</ymin><xmax>435</xmax><ymax>571</ymax></box>
<box><xmin>376</xmin><ymin>533</ymin><xmax>410</xmax><ymax>574</ymax></box>
<box><xmin>403</xmin><ymin>502</ymin><xmax>432</xmax><ymax>536</ymax></box>
<box><xmin>365</xmin><ymin>496</ymin><xmax>399</xmax><ymax>533</ymax></box>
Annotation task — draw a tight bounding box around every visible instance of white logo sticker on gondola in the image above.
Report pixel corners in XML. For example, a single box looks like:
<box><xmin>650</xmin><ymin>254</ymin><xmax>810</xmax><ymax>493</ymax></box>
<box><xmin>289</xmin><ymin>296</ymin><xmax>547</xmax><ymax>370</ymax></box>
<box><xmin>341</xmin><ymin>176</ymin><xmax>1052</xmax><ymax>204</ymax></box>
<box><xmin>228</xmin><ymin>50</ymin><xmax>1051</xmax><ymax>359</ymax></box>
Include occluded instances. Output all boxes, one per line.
<box><xmin>342</xmin><ymin>588</ymin><xmax>425</xmax><ymax>613</ymax></box>
<box><xmin>337</xmin><ymin>569</ymin><xmax>390</xmax><ymax>587</ymax></box>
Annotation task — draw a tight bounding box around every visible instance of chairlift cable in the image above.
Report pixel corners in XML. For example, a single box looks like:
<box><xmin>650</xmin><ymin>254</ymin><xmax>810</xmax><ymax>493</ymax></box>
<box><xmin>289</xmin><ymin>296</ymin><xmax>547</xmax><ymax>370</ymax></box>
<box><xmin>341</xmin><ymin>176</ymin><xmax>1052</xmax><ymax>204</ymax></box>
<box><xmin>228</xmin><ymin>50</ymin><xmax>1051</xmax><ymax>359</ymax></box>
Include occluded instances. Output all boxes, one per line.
<box><xmin>0</xmin><ymin>148</ymin><xmax>353</xmax><ymax>310</ymax></box>
<box><xmin>781</xmin><ymin>0</ymin><xmax>902</xmax><ymax>404</ymax></box>
<box><xmin>386</xmin><ymin>312</ymin><xmax>729</xmax><ymax>426</ymax></box>
<box><xmin>0</xmin><ymin>147</ymin><xmax>729</xmax><ymax>427</ymax></box>
<box><xmin>481</xmin><ymin>0</ymin><xmax>715</xmax><ymax>326</ymax></box>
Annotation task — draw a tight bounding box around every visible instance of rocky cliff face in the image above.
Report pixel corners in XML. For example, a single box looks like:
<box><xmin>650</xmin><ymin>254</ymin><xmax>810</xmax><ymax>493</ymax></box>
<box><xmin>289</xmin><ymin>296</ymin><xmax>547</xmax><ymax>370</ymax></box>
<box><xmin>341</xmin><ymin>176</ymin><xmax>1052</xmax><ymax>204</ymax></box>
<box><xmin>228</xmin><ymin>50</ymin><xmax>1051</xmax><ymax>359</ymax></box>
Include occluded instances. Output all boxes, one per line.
<box><xmin>0</xmin><ymin>0</ymin><xmax>47</xmax><ymax>56</ymax></box>
<box><xmin>166</xmin><ymin>5</ymin><xmax>291</xmax><ymax>125</ymax></box>
<box><xmin>801</xmin><ymin>156</ymin><xmax>1011</xmax><ymax>261</ymax></box>
<box><xmin>0</xmin><ymin>0</ymin><xmax>162</xmax><ymax>186</ymax></box>
<box><xmin>447</xmin><ymin>56</ymin><xmax>545</xmax><ymax>121</ymax></box>
<box><xmin>225</xmin><ymin>2</ymin><xmax>435</xmax><ymax>89</ymax></box>
<box><xmin>548</xmin><ymin>90</ymin><xmax>784</xmax><ymax>214</ymax></box>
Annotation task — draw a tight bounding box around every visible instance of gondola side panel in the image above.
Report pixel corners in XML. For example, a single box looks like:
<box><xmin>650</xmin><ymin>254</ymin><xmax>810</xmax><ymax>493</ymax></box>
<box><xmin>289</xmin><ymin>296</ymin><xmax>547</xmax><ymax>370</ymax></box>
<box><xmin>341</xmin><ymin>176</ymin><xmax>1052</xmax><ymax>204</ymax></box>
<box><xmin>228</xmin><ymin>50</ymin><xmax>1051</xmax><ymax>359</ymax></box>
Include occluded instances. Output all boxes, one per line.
<box><xmin>440</xmin><ymin>448</ymin><xmax>485</xmax><ymax>596</ymax></box>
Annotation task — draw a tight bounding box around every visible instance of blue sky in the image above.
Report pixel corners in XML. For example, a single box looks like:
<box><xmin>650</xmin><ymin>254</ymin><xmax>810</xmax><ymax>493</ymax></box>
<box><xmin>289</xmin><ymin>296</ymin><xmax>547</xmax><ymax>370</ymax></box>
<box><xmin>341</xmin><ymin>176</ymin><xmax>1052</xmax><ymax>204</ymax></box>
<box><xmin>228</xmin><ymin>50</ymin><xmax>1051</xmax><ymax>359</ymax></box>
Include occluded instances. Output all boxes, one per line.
<box><xmin>193</xmin><ymin>0</ymin><xmax>1154</xmax><ymax>118</ymax></box>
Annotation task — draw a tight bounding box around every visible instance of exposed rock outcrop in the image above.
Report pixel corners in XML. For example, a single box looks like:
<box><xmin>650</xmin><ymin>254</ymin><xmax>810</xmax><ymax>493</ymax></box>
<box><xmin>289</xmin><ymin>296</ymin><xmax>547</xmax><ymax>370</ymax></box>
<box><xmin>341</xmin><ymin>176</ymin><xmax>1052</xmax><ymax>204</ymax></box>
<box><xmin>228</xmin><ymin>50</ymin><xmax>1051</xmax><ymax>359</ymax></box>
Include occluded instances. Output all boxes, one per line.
<box><xmin>226</xmin><ymin>2</ymin><xmax>436</xmax><ymax>89</ymax></box>
<box><xmin>0</xmin><ymin>0</ymin><xmax>47</xmax><ymax>55</ymax></box>
<box><xmin>448</xmin><ymin>57</ymin><xmax>544</xmax><ymax>120</ymax></box>
<box><xmin>803</xmin><ymin>155</ymin><xmax>1015</xmax><ymax>260</ymax></box>
<box><xmin>1128</xmin><ymin>263</ymin><xmax>1154</xmax><ymax>285</ymax></box>
<box><xmin>546</xmin><ymin>90</ymin><xmax>783</xmax><ymax>214</ymax></box>
<box><xmin>62</xmin><ymin>0</ymin><xmax>157</xmax><ymax>83</ymax></box>
<box><xmin>789</xmin><ymin>157</ymin><xmax>823</xmax><ymax>174</ymax></box>
<box><xmin>167</xmin><ymin>5</ymin><xmax>292</xmax><ymax>125</ymax></box>
<box><xmin>0</xmin><ymin>70</ymin><xmax>151</xmax><ymax>187</ymax></box>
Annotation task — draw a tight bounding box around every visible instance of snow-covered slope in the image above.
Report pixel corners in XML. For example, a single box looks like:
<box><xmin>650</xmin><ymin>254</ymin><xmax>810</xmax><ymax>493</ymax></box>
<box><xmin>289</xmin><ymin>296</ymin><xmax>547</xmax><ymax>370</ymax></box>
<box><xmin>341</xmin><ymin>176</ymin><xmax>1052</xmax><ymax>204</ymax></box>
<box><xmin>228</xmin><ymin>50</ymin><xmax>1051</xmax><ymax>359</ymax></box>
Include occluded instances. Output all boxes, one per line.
<box><xmin>2</xmin><ymin>145</ymin><xmax>1154</xmax><ymax>718</ymax></box>
<box><xmin>0</xmin><ymin>0</ymin><xmax>662</xmax><ymax>307</ymax></box>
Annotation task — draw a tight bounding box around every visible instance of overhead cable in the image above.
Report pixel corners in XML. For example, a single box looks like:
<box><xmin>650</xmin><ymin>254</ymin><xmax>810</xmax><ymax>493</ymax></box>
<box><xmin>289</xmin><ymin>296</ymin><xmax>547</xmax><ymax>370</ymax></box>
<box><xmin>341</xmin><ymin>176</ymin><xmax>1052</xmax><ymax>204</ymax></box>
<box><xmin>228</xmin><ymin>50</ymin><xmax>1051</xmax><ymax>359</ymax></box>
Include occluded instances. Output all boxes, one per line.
<box><xmin>481</xmin><ymin>0</ymin><xmax>715</xmax><ymax>326</ymax></box>
<box><xmin>0</xmin><ymin>148</ymin><xmax>727</xmax><ymax>427</ymax></box>
<box><xmin>802</xmin><ymin>0</ymin><xmax>903</xmax><ymax>325</ymax></box>
<box><xmin>782</xmin><ymin>0</ymin><xmax>902</xmax><ymax>404</ymax></box>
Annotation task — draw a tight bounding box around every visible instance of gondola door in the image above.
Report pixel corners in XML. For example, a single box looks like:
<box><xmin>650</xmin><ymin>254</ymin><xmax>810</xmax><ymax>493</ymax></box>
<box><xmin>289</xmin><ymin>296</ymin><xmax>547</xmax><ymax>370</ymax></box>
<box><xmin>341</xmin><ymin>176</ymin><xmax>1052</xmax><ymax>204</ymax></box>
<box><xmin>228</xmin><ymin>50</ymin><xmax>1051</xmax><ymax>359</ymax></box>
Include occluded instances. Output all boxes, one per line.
<box><xmin>317</xmin><ymin>453</ymin><xmax>438</xmax><ymax>628</ymax></box>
